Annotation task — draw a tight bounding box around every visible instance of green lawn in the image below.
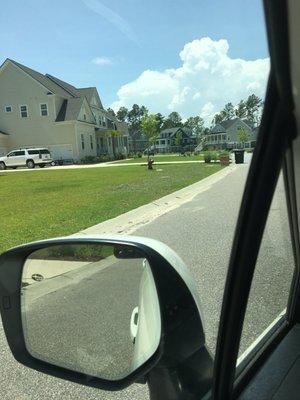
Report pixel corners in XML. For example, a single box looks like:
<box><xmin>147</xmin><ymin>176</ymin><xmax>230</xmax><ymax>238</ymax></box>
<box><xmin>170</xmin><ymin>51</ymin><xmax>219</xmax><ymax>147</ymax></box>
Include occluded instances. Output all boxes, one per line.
<box><xmin>115</xmin><ymin>154</ymin><xmax>204</xmax><ymax>164</ymax></box>
<box><xmin>0</xmin><ymin>163</ymin><xmax>222</xmax><ymax>254</ymax></box>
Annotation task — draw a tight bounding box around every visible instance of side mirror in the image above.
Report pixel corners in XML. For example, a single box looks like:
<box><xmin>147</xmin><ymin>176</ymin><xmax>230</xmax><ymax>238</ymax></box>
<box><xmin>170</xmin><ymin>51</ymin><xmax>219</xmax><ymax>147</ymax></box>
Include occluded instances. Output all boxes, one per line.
<box><xmin>0</xmin><ymin>236</ymin><xmax>213</xmax><ymax>397</ymax></box>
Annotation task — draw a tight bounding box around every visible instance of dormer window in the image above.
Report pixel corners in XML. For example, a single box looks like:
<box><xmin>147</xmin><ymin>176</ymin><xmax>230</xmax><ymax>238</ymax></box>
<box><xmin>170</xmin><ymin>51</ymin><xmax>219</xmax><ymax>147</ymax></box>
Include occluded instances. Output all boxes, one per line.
<box><xmin>5</xmin><ymin>105</ymin><xmax>12</xmax><ymax>113</ymax></box>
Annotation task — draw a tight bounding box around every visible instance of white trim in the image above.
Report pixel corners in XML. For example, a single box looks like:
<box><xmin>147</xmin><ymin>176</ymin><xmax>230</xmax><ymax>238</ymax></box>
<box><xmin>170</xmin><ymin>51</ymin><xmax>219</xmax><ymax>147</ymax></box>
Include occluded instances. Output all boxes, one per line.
<box><xmin>39</xmin><ymin>102</ymin><xmax>48</xmax><ymax>116</ymax></box>
<box><xmin>237</xmin><ymin>309</ymin><xmax>286</xmax><ymax>366</ymax></box>
<box><xmin>4</xmin><ymin>105</ymin><xmax>13</xmax><ymax>113</ymax></box>
<box><xmin>19</xmin><ymin>104</ymin><xmax>28</xmax><ymax>118</ymax></box>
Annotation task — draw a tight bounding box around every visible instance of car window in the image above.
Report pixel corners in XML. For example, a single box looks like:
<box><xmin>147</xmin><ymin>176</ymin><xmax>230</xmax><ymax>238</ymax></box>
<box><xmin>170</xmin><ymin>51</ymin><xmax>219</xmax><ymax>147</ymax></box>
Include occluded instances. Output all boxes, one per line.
<box><xmin>27</xmin><ymin>150</ymin><xmax>40</xmax><ymax>155</ymax></box>
<box><xmin>237</xmin><ymin>171</ymin><xmax>295</xmax><ymax>368</ymax></box>
<box><xmin>14</xmin><ymin>151</ymin><xmax>25</xmax><ymax>156</ymax></box>
<box><xmin>0</xmin><ymin>0</ymin><xmax>270</xmax><ymax>399</ymax></box>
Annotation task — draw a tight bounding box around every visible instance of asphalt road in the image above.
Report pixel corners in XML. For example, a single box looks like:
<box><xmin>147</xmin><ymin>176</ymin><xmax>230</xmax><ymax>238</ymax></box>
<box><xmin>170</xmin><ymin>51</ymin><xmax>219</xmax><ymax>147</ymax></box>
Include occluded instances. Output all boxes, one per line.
<box><xmin>0</xmin><ymin>156</ymin><xmax>295</xmax><ymax>399</ymax></box>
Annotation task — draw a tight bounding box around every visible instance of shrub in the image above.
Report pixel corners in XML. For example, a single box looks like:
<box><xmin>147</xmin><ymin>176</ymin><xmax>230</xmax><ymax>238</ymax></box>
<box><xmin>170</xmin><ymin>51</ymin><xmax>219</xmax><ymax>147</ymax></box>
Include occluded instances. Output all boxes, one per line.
<box><xmin>218</xmin><ymin>150</ymin><xmax>230</xmax><ymax>157</ymax></box>
<box><xmin>210</xmin><ymin>151</ymin><xmax>219</xmax><ymax>161</ymax></box>
<box><xmin>204</xmin><ymin>151</ymin><xmax>212</xmax><ymax>163</ymax></box>
<box><xmin>80</xmin><ymin>155</ymin><xmax>97</xmax><ymax>164</ymax></box>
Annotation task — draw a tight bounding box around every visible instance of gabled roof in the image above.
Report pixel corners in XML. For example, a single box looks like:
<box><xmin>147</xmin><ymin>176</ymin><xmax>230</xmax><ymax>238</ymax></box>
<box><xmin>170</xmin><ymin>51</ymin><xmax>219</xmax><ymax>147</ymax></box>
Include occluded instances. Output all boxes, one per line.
<box><xmin>212</xmin><ymin>118</ymin><xmax>253</xmax><ymax>133</ymax></box>
<box><xmin>76</xmin><ymin>88</ymin><xmax>95</xmax><ymax>103</ymax></box>
<box><xmin>45</xmin><ymin>74</ymin><xmax>79</xmax><ymax>97</ymax></box>
<box><xmin>6</xmin><ymin>59</ymin><xmax>73</xmax><ymax>98</ymax></box>
<box><xmin>56</xmin><ymin>98</ymin><xmax>85</xmax><ymax>122</ymax></box>
<box><xmin>160</xmin><ymin>127</ymin><xmax>192</xmax><ymax>137</ymax></box>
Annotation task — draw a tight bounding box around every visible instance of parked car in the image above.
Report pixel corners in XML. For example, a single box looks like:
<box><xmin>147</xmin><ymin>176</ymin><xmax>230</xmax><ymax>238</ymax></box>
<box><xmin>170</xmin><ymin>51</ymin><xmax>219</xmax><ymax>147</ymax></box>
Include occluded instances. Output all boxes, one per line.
<box><xmin>0</xmin><ymin>148</ymin><xmax>53</xmax><ymax>170</ymax></box>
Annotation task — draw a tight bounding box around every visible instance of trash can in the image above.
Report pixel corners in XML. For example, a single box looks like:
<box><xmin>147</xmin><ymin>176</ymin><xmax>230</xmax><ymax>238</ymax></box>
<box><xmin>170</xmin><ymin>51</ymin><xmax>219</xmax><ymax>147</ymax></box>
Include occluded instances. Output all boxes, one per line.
<box><xmin>233</xmin><ymin>149</ymin><xmax>245</xmax><ymax>164</ymax></box>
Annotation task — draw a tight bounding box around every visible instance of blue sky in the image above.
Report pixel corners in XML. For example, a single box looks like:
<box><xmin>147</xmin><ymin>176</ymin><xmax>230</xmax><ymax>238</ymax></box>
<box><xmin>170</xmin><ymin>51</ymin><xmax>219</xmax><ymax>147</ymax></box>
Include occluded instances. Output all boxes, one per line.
<box><xmin>0</xmin><ymin>0</ymin><xmax>269</xmax><ymax>121</ymax></box>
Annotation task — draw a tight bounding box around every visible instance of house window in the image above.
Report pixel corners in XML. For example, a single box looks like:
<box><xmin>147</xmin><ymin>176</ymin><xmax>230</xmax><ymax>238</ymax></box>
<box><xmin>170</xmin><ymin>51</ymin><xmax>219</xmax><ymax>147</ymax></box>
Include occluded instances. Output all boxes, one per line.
<box><xmin>81</xmin><ymin>134</ymin><xmax>85</xmax><ymax>150</ymax></box>
<box><xmin>161</xmin><ymin>140</ymin><xmax>166</xmax><ymax>145</ymax></box>
<box><xmin>20</xmin><ymin>105</ymin><xmax>28</xmax><ymax>118</ymax></box>
<box><xmin>90</xmin><ymin>135</ymin><xmax>93</xmax><ymax>150</ymax></box>
<box><xmin>40</xmin><ymin>103</ymin><xmax>48</xmax><ymax>116</ymax></box>
<box><xmin>83</xmin><ymin>114</ymin><xmax>87</xmax><ymax>121</ymax></box>
<box><xmin>102</xmin><ymin>117</ymin><xmax>106</xmax><ymax>126</ymax></box>
<box><xmin>5</xmin><ymin>105</ymin><xmax>12</xmax><ymax>113</ymax></box>
<box><xmin>98</xmin><ymin>116</ymin><xmax>101</xmax><ymax>126</ymax></box>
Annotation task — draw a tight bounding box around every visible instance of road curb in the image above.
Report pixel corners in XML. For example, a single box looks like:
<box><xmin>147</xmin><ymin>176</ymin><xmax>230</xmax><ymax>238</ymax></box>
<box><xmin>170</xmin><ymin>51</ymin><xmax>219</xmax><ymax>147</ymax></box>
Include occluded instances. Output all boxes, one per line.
<box><xmin>74</xmin><ymin>165</ymin><xmax>237</xmax><ymax>237</ymax></box>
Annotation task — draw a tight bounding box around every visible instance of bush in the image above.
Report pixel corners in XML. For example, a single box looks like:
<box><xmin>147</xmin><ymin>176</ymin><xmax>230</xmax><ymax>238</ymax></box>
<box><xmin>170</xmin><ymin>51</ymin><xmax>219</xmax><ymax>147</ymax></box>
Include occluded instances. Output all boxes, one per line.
<box><xmin>218</xmin><ymin>150</ymin><xmax>230</xmax><ymax>157</ymax></box>
<box><xmin>80</xmin><ymin>155</ymin><xmax>97</xmax><ymax>164</ymax></box>
<box><xmin>204</xmin><ymin>151</ymin><xmax>212</xmax><ymax>163</ymax></box>
<box><xmin>210</xmin><ymin>151</ymin><xmax>219</xmax><ymax>161</ymax></box>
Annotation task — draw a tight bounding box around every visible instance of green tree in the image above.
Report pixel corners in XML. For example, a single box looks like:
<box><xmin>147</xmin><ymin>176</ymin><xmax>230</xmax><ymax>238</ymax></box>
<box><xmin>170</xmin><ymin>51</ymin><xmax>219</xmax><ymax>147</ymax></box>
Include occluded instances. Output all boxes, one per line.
<box><xmin>106</xmin><ymin>107</ymin><xmax>116</xmax><ymax>117</ymax></box>
<box><xmin>127</xmin><ymin>104</ymin><xmax>148</xmax><ymax>135</ymax></box>
<box><xmin>245</xmin><ymin>94</ymin><xmax>263</xmax><ymax>123</ymax></box>
<box><xmin>174</xmin><ymin>131</ymin><xmax>183</xmax><ymax>153</ymax></box>
<box><xmin>140</xmin><ymin>114</ymin><xmax>160</xmax><ymax>160</ymax></box>
<box><xmin>155</xmin><ymin>113</ymin><xmax>165</xmax><ymax>131</ymax></box>
<box><xmin>237</xmin><ymin>128</ymin><xmax>250</xmax><ymax>148</ymax></box>
<box><xmin>235</xmin><ymin>100</ymin><xmax>247</xmax><ymax>118</ymax></box>
<box><xmin>116</xmin><ymin>106</ymin><xmax>129</xmax><ymax>122</ymax></box>
<box><xmin>162</xmin><ymin>111</ymin><xmax>183</xmax><ymax>129</ymax></box>
<box><xmin>184</xmin><ymin>116</ymin><xmax>204</xmax><ymax>135</ymax></box>
<box><xmin>221</xmin><ymin>102</ymin><xmax>235</xmax><ymax>120</ymax></box>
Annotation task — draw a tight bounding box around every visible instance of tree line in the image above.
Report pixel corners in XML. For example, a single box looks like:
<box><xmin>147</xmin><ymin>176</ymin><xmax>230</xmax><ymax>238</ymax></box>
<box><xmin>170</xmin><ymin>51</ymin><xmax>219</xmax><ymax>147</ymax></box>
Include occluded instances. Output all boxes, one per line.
<box><xmin>107</xmin><ymin>93</ymin><xmax>263</xmax><ymax>138</ymax></box>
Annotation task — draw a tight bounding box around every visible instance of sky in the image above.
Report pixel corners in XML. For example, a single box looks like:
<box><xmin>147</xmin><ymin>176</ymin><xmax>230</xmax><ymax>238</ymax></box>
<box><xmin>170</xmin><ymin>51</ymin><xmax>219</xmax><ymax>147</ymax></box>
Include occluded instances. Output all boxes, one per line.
<box><xmin>0</xmin><ymin>0</ymin><xmax>269</xmax><ymax>124</ymax></box>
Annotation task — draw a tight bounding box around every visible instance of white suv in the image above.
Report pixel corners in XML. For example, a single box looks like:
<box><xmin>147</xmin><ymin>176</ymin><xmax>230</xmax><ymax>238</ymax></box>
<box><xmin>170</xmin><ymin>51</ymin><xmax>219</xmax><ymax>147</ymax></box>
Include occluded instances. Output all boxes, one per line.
<box><xmin>0</xmin><ymin>148</ymin><xmax>53</xmax><ymax>170</ymax></box>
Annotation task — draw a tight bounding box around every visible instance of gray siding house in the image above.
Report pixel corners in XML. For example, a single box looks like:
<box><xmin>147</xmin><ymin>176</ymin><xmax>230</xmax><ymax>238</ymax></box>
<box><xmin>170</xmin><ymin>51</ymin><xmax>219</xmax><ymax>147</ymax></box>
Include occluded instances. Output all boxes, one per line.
<box><xmin>0</xmin><ymin>59</ymin><xmax>128</xmax><ymax>161</ymax></box>
<box><xmin>206</xmin><ymin>118</ymin><xmax>257</xmax><ymax>149</ymax></box>
<box><xmin>154</xmin><ymin>127</ymin><xmax>196</xmax><ymax>153</ymax></box>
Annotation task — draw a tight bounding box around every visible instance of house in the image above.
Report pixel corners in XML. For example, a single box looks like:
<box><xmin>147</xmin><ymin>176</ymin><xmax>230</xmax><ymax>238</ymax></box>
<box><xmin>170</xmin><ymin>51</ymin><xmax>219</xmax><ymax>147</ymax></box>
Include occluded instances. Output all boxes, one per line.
<box><xmin>128</xmin><ymin>132</ymin><xmax>148</xmax><ymax>153</ymax></box>
<box><xmin>205</xmin><ymin>118</ymin><xmax>256</xmax><ymax>149</ymax></box>
<box><xmin>154</xmin><ymin>127</ymin><xmax>196</xmax><ymax>153</ymax></box>
<box><xmin>0</xmin><ymin>59</ymin><xmax>129</xmax><ymax>161</ymax></box>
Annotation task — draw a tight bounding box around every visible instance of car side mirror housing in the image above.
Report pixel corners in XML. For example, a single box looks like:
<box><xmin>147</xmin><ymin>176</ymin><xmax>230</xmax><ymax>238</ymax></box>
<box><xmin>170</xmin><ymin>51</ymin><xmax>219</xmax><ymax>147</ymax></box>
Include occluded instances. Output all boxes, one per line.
<box><xmin>0</xmin><ymin>236</ymin><xmax>213</xmax><ymax>398</ymax></box>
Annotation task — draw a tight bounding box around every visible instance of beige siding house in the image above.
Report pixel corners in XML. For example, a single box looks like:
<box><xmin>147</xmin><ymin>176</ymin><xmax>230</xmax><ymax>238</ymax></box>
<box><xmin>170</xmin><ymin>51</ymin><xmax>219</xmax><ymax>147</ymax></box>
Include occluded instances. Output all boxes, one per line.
<box><xmin>0</xmin><ymin>59</ymin><xmax>128</xmax><ymax>161</ymax></box>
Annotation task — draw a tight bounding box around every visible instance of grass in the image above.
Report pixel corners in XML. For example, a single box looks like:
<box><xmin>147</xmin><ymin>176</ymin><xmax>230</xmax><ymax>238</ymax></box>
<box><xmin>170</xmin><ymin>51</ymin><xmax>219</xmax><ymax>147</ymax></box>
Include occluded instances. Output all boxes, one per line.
<box><xmin>0</xmin><ymin>163</ymin><xmax>223</xmax><ymax>254</ymax></box>
<box><xmin>115</xmin><ymin>154</ymin><xmax>204</xmax><ymax>164</ymax></box>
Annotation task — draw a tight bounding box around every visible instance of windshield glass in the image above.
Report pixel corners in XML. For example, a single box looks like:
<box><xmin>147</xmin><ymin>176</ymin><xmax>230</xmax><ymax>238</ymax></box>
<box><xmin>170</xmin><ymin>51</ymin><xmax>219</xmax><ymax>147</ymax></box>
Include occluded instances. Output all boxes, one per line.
<box><xmin>0</xmin><ymin>1</ymin><xmax>283</xmax><ymax>399</ymax></box>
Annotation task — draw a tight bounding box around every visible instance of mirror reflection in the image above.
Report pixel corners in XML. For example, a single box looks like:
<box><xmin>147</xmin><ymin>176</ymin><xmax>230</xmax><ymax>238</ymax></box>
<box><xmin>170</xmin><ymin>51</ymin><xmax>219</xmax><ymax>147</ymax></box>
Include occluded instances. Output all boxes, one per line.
<box><xmin>21</xmin><ymin>243</ymin><xmax>161</xmax><ymax>380</ymax></box>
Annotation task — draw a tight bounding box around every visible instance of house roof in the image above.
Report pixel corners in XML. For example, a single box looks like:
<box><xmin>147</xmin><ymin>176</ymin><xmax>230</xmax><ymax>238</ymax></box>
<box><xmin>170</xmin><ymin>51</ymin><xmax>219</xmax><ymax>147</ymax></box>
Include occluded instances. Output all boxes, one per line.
<box><xmin>8</xmin><ymin>59</ymin><xmax>73</xmax><ymax>98</ymax></box>
<box><xmin>3</xmin><ymin>58</ymin><xmax>113</xmax><ymax>123</ymax></box>
<box><xmin>56</xmin><ymin>98</ymin><xmax>85</xmax><ymax>122</ymax></box>
<box><xmin>76</xmin><ymin>88</ymin><xmax>95</xmax><ymax>103</ymax></box>
<box><xmin>45</xmin><ymin>74</ymin><xmax>79</xmax><ymax>97</ymax></box>
<box><xmin>160</xmin><ymin>127</ymin><xmax>192</xmax><ymax>137</ymax></box>
<box><xmin>211</xmin><ymin>118</ymin><xmax>254</xmax><ymax>133</ymax></box>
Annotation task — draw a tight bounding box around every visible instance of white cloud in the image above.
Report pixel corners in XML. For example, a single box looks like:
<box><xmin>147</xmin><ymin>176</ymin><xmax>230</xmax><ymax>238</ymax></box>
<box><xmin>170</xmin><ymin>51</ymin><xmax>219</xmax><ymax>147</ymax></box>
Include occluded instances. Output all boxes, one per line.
<box><xmin>92</xmin><ymin>56</ymin><xmax>113</xmax><ymax>66</ymax></box>
<box><xmin>111</xmin><ymin>37</ymin><xmax>270</xmax><ymax>124</ymax></box>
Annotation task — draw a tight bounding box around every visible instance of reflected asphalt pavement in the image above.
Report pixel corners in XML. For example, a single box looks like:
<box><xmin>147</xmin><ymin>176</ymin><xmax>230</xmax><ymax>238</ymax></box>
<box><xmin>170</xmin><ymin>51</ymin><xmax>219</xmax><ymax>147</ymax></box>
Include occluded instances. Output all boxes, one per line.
<box><xmin>0</xmin><ymin>156</ymin><xmax>295</xmax><ymax>399</ymax></box>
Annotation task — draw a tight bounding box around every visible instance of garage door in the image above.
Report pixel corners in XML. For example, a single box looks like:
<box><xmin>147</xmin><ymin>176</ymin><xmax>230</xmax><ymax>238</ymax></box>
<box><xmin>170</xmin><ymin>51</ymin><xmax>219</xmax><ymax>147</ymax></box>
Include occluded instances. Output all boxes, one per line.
<box><xmin>48</xmin><ymin>145</ymin><xmax>73</xmax><ymax>161</ymax></box>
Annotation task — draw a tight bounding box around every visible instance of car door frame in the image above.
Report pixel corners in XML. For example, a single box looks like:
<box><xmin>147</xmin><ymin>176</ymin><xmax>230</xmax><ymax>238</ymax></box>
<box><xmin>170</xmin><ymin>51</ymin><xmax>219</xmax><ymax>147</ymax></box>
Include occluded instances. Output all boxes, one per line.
<box><xmin>211</xmin><ymin>0</ymin><xmax>300</xmax><ymax>399</ymax></box>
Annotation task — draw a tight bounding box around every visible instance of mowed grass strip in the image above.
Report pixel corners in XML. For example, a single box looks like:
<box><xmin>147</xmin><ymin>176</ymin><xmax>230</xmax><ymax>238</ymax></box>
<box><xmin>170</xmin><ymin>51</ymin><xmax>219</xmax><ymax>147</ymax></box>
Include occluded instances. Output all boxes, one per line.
<box><xmin>115</xmin><ymin>154</ymin><xmax>204</xmax><ymax>164</ymax></box>
<box><xmin>0</xmin><ymin>163</ymin><xmax>222</xmax><ymax>253</ymax></box>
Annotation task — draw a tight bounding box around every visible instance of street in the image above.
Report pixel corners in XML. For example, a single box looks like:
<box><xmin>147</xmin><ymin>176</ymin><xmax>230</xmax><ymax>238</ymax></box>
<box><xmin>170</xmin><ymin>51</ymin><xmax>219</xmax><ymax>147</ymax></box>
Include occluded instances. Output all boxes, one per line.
<box><xmin>0</xmin><ymin>158</ymin><xmax>295</xmax><ymax>399</ymax></box>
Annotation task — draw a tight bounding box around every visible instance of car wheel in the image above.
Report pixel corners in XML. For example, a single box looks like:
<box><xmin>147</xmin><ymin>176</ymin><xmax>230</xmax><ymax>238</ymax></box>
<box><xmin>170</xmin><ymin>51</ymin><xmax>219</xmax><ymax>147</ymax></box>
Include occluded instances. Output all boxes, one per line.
<box><xmin>0</xmin><ymin>162</ymin><xmax>6</xmax><ymax>170</ymax></box>
<box><xmin>51</xmin><ymin>161</ymin><xmax>56</xmax><ymax>166</ymax></box>
<box><xmin>39</xmin><ymin>164</ymin><xmax>45</xmax><ymax>168</ymax></box>
<box><xmin>26</xmin><ymin>160</ymin><xmax>35</xmax><ymax>169</ymax></box>
<box><xmin>12</xmin><ymin>167</ymin><xmax>17</xmax><ymax>169</ymax></box>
